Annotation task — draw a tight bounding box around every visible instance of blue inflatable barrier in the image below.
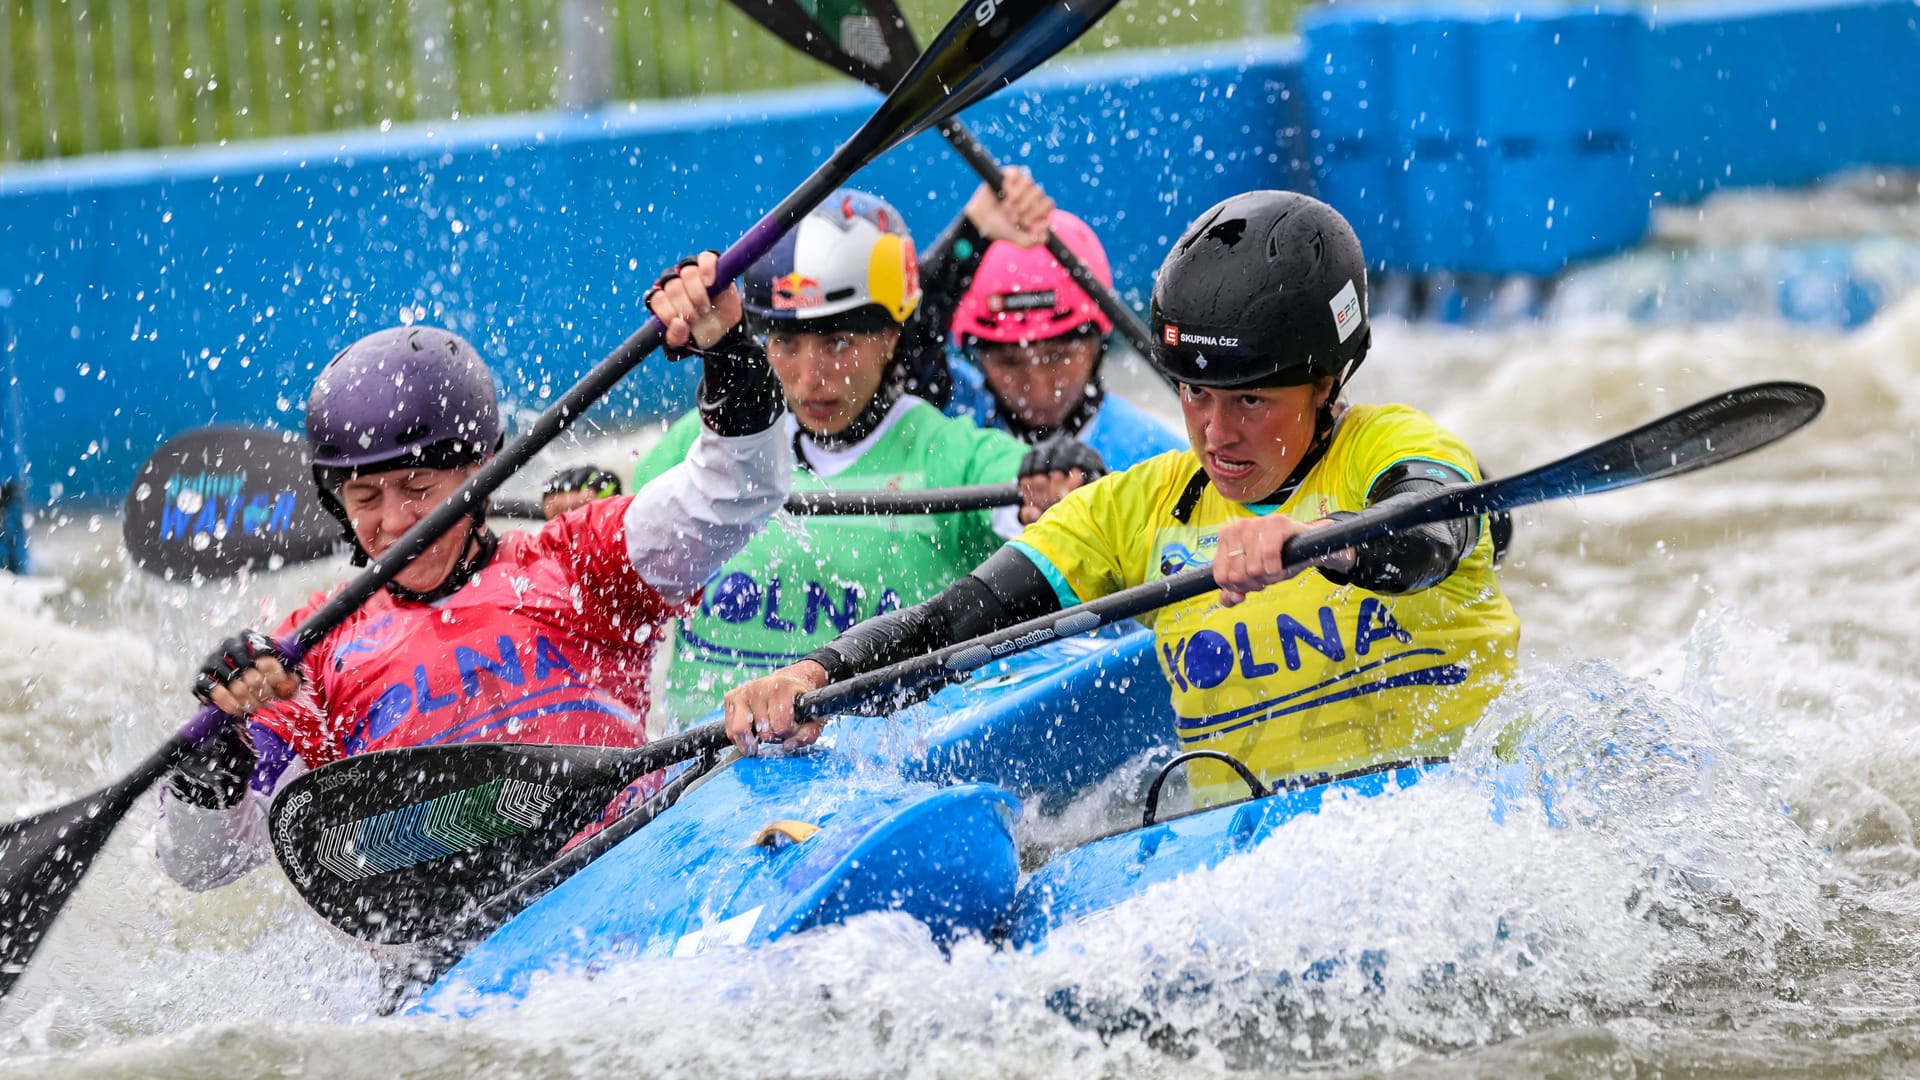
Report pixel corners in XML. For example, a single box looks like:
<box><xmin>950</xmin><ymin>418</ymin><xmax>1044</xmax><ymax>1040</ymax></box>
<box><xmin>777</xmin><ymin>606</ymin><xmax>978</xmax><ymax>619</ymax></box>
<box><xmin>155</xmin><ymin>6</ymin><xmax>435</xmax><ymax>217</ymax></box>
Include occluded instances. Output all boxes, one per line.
<box><xmin>1302</xmin><ymin>4</ymin><xmax>1646</xmax><ymax>276</ymax></box>
<box><xmin>1298</xmin><ymin>13</ymin><xmax>1401</xmax><ymax>268</ymax></box>
<box><xmin>1473</xmin><ymin>10</ymin><xmax>1642</xmax><ymax>274</ymax></box>
<box><xmin>1389</xmin><ymin>12</ymin><xmax>1479</xmax><ymax>273</ymax></box>
<box><xmin>1636</xmin><ymin>0</ymin><xmax>1920</xmax><ymax>201</ymax></box>
<box><xmin>5</xmin><ymin>3</ymin><xmax>1917</xmax><ymax>505</ymax></box>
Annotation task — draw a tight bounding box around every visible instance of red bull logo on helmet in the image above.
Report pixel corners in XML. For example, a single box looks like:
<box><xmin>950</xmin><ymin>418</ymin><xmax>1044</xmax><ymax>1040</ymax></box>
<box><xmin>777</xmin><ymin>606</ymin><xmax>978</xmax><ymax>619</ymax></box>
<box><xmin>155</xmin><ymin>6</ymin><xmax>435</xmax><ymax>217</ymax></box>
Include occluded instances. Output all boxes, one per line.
<box><xmin>773</xmin><ymin>272</ymin><xmax>824</xmax><ymax>311</ymax></box>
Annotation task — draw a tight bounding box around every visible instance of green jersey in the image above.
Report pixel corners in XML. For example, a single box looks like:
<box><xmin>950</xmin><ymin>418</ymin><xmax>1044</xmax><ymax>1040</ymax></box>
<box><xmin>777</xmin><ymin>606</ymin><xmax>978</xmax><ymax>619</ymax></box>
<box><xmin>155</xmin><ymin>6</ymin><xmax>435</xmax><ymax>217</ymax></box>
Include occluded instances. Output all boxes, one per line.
<box><xmin>632</xmin><ymin>396</ymin><xmax>1029</xmax><ymax>725</ymax></box>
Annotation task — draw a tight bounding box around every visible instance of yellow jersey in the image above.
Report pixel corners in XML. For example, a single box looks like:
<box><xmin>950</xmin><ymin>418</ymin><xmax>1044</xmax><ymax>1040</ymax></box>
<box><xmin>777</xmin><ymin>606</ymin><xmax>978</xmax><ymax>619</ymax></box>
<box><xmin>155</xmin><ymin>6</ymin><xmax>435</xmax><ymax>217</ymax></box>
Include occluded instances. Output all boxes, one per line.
<box><xmin>1011</xmin><ymin>403</ymin><xmax>1519</xmax><ymax>804</ymax></box>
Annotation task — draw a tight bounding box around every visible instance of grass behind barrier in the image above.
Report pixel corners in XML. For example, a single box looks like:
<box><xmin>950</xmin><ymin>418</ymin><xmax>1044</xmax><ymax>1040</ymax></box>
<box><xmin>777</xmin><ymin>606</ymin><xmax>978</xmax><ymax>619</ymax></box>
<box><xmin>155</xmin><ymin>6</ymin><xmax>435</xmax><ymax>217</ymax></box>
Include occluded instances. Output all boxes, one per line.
<box><xmin>0</xmin><ymin>0</ymin><xmax>1308</xmax><ymax>165</ymax></box>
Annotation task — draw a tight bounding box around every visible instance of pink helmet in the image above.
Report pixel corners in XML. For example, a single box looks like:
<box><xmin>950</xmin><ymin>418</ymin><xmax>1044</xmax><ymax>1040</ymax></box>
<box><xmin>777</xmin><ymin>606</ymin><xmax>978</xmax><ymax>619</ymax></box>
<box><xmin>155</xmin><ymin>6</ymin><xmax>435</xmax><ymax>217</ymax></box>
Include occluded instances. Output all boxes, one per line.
<box><xmin>953</xmin><ymin>210</ymin><xmax>1114</xmax><ymax>346</ymax></box>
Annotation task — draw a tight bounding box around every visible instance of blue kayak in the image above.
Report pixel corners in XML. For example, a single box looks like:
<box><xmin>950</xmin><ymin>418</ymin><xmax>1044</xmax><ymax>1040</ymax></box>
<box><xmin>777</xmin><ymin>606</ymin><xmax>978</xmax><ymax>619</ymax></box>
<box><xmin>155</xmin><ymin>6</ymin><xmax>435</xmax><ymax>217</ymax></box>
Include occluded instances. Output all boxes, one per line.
<box><xmin>833</xmin><ymin>624</ymin><xmax>1175</xmax><ymax>802</ymax></box>
<box><xmin>415</xmin><ymin>752</ymin><xmax>1021</xmax><ymax>1013</ymax></box>
<box><xmin>414</xmin><ymin>628</ymin><xmax>1177</xmax><ymax>1013</ymax></box>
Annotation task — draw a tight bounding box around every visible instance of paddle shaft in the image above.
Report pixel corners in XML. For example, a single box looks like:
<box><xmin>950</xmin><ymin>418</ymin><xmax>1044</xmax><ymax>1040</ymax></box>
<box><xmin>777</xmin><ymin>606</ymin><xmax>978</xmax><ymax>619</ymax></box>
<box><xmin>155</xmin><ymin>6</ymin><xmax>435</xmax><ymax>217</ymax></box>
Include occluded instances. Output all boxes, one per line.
<box><xmin>721</xmin><ymin>0</ymin><xmax>1158</xmax><ymax>359</ymax></box>
<box><xmin>496</xmin><ymin>483</ymin><xmax>1021</xmax><ymax>521</ymax></box>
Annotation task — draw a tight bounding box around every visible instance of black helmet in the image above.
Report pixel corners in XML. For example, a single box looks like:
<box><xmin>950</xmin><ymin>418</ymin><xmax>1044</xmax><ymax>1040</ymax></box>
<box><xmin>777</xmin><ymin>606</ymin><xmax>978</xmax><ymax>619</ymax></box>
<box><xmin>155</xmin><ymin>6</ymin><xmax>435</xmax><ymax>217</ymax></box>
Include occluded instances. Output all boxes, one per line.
<box><xmin>1148</xmin><ymin>191</ymin><xmax>1371</xmax><ymax>389</ymax></box>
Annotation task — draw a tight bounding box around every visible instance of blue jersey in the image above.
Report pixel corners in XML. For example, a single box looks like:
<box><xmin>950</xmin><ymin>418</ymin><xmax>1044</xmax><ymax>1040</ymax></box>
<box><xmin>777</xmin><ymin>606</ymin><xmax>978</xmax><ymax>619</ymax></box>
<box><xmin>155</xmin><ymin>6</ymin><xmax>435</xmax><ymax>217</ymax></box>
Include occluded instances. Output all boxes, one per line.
<box><xmin>945</xmin><ymin>357</ymin><xmax>1186</xmax><ymax>470</ymax></box>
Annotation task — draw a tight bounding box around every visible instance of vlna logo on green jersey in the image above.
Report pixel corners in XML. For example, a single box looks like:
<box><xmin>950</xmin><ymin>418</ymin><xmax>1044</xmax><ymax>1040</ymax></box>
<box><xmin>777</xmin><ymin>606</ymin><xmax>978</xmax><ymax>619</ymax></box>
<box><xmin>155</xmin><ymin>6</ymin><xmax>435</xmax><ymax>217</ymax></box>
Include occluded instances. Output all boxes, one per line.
<box><xmin>702</xmin><ymin>569</ymin><xmax>904</xmax><ymax>636</ymax></box>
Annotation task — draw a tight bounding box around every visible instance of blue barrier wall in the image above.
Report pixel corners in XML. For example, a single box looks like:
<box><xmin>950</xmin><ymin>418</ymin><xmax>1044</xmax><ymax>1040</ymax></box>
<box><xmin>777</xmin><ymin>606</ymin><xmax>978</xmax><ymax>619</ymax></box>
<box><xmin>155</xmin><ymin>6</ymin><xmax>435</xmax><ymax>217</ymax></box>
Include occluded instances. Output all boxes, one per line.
<box><xmin>1301</xmin><ymin>4</ymin><xmax>1645</xmax><ymax>276</ymax></box>
<box><xmin>1637</xmin><ymin>0</ymin><xmax>1920</xmax><ymax>199</ymax></box>
<box><xmin>5</xmin><ymin>0</ymin><xmax>1918</xmax><ymax>507</ymax></box>
<box><xmin>1301</xmin><ymin>0</ymin><xmax>1920</xmax><ymax>275</ymax></box>
<box><xmin>0</xmin><ymin>41</ymin><xmax>1308</xmax><ymax>506</ymax></box>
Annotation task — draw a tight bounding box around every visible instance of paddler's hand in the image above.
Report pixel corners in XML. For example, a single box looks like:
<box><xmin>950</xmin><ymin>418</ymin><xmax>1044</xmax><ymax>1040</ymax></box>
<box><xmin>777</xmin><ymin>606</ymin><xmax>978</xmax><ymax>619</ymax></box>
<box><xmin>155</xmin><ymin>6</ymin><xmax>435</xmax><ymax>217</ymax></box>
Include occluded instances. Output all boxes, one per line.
<box><xmin>723</xmin><ymin>660</ymin><xmax>830</xmax><ymax>756</ymax></box>
<box><xmin>1017</xmin><ymin>436</ymin><xmax>1106</xmax><ymax>525</ymax></box>
<box><xmin>1212</xmin><ymin>517</ymin><xmax>1353</xmax><ymax>608</ymax></box>
<box><xmin>647</xmin><ymin>251</ymin><xmax>743</xmax><ymax>352</ymax></box>
<box><xmin>191</xmin><ymin>629</ymin><xmax>302</xmax><ymax>717</ymax></box>
<box><xmin>965</xmin><ymin>168</ymin><xmax>1055</xmax><ymax>249</ymax></box>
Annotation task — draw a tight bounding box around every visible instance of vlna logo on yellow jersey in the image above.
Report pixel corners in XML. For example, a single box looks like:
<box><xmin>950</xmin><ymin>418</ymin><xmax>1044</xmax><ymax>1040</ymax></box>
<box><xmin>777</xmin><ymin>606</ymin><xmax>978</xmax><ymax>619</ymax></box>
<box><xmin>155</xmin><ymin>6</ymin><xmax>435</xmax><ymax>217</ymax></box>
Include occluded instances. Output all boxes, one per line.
<box><xmin>1159</xmin><ymin>598</ymin><xmax>1470</xmax><ymax>744</ymax></box>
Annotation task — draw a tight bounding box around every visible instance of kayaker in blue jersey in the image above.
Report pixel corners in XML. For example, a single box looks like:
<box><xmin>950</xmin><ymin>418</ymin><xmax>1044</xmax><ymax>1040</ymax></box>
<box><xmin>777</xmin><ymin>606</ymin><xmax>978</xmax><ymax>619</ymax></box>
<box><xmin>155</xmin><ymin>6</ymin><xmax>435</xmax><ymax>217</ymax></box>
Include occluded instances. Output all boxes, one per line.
<box><xmin>721</xmin><ymin>191</ymin><xmax>1521</xmax><ymax>806</ymax></box>
<box><xmin>944</xmin><ymin>208</ymin><xmax>1185</xmax><ymax>469</ymax></box>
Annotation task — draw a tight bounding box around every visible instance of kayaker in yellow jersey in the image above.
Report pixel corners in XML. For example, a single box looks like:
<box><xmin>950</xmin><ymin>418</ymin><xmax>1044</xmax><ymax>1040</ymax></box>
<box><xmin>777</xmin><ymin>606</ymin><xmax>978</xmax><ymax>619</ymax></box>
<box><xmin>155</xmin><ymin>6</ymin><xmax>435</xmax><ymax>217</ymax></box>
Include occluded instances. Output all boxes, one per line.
<box><xmin>720</xmin><ymin>191</ymin><xmax>1520</xmax><ymax>805</ymax></box>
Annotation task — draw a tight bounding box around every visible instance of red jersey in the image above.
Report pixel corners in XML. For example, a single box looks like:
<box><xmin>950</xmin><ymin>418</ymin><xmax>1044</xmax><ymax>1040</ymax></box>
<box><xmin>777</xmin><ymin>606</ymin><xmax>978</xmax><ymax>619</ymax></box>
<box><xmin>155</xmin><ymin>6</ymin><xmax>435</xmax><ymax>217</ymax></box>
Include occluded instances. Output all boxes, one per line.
<box><xmin>254</xmin><ymin>494</ymin><xmax>686</xmax><ymax>768</ymax></box>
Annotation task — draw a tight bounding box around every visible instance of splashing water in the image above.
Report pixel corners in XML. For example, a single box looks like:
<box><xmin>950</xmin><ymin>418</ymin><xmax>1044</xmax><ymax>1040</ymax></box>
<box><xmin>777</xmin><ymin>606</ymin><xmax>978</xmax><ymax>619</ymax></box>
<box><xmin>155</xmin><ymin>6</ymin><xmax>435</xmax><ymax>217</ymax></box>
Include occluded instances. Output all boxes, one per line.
<box><xmin>3</xmin><ymin>210</ymin><xmax>1919</xmax><ymax>1074</ymax></box>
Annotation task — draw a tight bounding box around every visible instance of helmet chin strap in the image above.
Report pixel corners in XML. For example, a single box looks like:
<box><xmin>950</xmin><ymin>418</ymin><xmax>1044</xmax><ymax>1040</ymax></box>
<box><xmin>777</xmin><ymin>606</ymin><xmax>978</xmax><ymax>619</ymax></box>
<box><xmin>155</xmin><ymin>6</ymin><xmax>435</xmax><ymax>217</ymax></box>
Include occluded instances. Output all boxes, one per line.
<box><xmin>1249</xmin><ymin>330</ymin><xmax>1370</xmax><ymax>508</ymax></box>
<box><xmin>381</xmin><ymin>520</ymin><xmax>500</xmax><ymax>605</ymax></box>
<box><xmin>991</xmin><ymin>333</ymin><xmax>1108</xmax><ymax>445</ymax></box>
<box><xmin>316</xmin><ymin>472</ymin><xmax>500</xmax><ymax>602</ymax></box>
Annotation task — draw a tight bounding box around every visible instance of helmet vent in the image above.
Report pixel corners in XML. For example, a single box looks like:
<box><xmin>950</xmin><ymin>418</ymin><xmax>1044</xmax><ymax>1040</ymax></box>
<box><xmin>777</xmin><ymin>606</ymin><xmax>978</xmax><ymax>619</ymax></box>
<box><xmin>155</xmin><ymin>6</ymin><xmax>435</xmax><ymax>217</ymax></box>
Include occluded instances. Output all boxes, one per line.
<box><xmin>1201</xmin><ymin>217</ymin><xmax>1246</xmax><ymax>249</ymax></box>
<box><xmin>396</xmin><ymin>422</ymin><xmax>434</xmax><ymax>445</ymax></box>
<box><xmin>1265</xmin><ymin>209</ymin><xmax>1295</xmax><ymax>260</ymax></box>
<box><xmin>1178</xmin><ymin>206</ymin><xmax>1226</xmax><ymax>254</ymax></box>
<box><xmin>825</xmin><ymin>287</ymin><xmax>857</xmax><ymax>302</ymax></box>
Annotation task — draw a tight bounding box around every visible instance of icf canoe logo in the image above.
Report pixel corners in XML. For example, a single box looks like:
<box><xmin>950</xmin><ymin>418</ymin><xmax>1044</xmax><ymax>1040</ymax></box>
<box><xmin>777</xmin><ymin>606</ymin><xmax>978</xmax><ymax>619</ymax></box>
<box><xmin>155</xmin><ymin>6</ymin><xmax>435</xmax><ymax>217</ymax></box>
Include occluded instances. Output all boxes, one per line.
<box><xmin>1158</xmin><ymin>532</ymin><xmax>1219</xmax><ymax>577</ymax></box>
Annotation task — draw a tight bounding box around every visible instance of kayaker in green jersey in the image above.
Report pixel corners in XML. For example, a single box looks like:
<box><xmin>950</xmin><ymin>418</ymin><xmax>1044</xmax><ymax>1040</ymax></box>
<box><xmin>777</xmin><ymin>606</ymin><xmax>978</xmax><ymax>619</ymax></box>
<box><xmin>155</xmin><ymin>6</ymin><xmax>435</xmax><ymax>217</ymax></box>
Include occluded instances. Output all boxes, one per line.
<box><xmin>721</xmin><ymin>191</ymin><xmax>1521</xmax><ymax>807</ymax></box>
<box><xmin>632</xmin><ymin>185</ymin><xmax>1106</xmax><ymax>727</ymax></box>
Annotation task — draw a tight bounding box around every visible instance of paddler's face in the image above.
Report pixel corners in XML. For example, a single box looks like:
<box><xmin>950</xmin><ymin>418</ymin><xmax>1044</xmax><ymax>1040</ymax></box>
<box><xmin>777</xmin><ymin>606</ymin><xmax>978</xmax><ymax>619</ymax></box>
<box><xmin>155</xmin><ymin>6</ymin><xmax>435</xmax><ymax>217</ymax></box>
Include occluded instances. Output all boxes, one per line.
<box><xmin>337</xmin><ymin>464</ymin><xmax>484</xmax><ymax>593</ymax></box>
<box><xmin>765</xmin><ymin>327</ymin><xmax>899</xmax><ymax>437</ymax></box>
<box><xmin>974</xmin><ymin>333</ymin><xmax>1101</xmax><ymax>430</ymax></box>
<box><xmin>1179</xmin><ymin>377</ymin><xmax>1333</xmax><ymax>504</ymax></box>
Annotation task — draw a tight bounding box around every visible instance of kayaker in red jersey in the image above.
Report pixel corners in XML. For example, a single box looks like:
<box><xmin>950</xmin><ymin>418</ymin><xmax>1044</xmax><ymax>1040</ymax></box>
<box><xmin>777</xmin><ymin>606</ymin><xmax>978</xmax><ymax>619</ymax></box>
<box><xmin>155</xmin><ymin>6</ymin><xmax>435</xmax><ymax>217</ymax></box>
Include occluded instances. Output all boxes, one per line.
<box><xmin>156</xmin><ymin>254</ymin><xmax>791</xmax><ymax>890</ymax></box>
<box><xmin>720</xmin><ymin>192</ymin><xmax>1520</xmax><ymax>807</ymax></box>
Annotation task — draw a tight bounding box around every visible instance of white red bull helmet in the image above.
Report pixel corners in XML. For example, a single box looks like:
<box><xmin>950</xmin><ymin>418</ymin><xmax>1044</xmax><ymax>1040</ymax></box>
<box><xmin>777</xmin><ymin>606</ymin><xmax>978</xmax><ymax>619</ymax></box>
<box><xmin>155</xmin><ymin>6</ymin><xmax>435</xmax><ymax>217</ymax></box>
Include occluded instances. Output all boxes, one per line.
<box><xmin>742</xmin><ymin>189</ymin><xmax>921</xmax><ymax>334</ymax></box>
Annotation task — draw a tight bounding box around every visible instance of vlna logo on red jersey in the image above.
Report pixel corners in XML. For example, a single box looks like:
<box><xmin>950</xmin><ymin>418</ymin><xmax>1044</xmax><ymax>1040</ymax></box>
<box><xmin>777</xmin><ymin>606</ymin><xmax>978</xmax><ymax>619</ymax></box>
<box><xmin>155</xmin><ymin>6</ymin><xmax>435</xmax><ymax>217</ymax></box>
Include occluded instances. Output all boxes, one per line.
<box><xmin>344</xmin><ymin>632</ymin><xmax>608</xmax><ymax>754</ymax></box>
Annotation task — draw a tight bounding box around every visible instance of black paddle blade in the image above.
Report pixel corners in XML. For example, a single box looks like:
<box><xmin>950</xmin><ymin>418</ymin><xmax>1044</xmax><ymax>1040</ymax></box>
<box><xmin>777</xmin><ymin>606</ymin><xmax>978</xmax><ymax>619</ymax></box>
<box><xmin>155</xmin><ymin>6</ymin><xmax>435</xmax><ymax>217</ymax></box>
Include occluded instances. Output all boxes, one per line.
<box><xmin>268</xmin><ymin>745</ymin><xmax>650</xmax><ymax>944</ymax></box>
<box><xmin>1325</xmin><ymin>380</ymin><xmax>1828</xmax><ymax>546</ymax></box>
<box><xmin>122</xmin><ymin>426</ymin><xmax>338</xmax><ymax>580</ymax></box>
<box><xmin>270</xmin><ymin>732</ymin><xmax>732</xmax><ymax>944</ymax></box>
<box><xmin>856</xmin><ymin>0</ymin><xmax>1123</xmax><ymax>155</ymax></box>
<box><xmin>0</xmin><ymin>772</ymin><xmax>154</xmax><ymax>998</ymax></box>
<box><xmin>1477</xmin><ymin>380</ymin><xmax>1825</xmax><ymax>509</ymax></box>
<box><xmin>726</xmin><ymin>0</ymin><xmax>912</xmax><ymax>87</ymax></box>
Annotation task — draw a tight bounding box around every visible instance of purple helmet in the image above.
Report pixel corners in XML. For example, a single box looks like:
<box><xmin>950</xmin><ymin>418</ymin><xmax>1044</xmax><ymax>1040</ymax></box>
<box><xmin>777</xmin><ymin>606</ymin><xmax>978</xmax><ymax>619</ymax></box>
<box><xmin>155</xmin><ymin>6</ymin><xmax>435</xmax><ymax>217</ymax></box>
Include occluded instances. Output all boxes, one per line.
<box><xmin>306</xmin><ymin>325</ymin><xmax>502</xmax><ymax>566</ymax></box>
<box><xmin>306</xmin><ymin>325</ymin><xmax>501</xmax><ymax>473</ymax></box>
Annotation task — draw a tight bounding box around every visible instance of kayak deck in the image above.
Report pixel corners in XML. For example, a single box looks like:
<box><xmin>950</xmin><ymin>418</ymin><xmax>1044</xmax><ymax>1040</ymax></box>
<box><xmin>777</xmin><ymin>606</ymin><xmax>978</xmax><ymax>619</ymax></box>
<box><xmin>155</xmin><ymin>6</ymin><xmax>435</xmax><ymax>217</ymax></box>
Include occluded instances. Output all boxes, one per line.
<box><xmin>416</xmin><ymin>752</ymin><xmax>1020</xmax><ymax>1013</ymax></box>
<box><xmin>1008</xmin><ymin>762</ymin><xmax>1446</xmax><ymax>948</ymax></box>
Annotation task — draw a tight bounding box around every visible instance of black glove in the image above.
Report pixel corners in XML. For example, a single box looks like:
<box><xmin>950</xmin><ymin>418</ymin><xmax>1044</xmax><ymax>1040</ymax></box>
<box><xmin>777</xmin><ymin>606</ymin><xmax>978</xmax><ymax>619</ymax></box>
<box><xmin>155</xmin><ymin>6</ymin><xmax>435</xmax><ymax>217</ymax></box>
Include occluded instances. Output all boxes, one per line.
<box><xmin>543</xmin><ymin>465</ymin><xmax>623</xmax><ymax>500</ymax></box>
<box><xmin>190</xmin><ymin>629</ymin><xmax>285</xmax><ymax>707</ymax></box>
<box><xmin>647</xmin><ymin>254</ymin><xmax>786</xmax><ymax>437</ymax></box>
<box><xmin>165</xmin><ymin>722</ymin><xmax>258</xmax><ymax>810</ymax></box>
<box><xmin>1019</xmin><ymin>435</ymin><xmax>1107</xmax><ymax>482</ymax></box>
